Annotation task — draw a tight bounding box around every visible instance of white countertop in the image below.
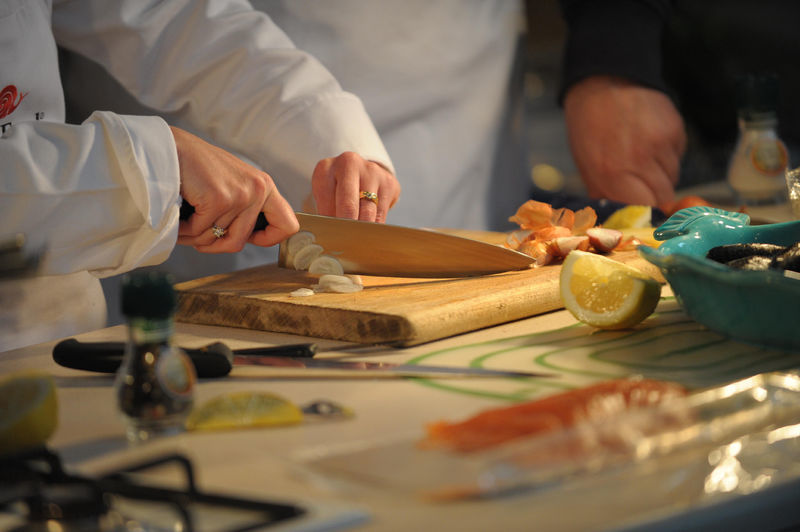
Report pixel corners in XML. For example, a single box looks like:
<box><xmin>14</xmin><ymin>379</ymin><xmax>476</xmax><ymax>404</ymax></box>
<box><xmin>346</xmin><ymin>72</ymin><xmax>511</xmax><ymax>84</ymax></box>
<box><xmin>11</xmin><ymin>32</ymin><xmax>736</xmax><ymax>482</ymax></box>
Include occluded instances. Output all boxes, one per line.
<box><xmin>4</xmin><ymin>285</ymin><xmax>800</xmax><ymax>531</ymax></box>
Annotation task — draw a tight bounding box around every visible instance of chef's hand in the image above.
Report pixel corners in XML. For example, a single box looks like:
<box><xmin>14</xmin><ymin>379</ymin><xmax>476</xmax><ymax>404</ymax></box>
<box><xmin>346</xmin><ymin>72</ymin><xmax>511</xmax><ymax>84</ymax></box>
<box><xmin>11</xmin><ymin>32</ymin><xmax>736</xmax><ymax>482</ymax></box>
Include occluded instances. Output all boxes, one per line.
<box><xmin>564</xmin><ymin>76</ymin><xmax>687</xmax><ymax>207</ymax></box>
<box><xmin>311</xmin><ymin>151</ymin><xmax>401</xmax><ymax>223</ymax></box>
<box><xmin>171</xmin><ymin>126</ymin><xmax>299</xmax><ymax>252</ymax></box>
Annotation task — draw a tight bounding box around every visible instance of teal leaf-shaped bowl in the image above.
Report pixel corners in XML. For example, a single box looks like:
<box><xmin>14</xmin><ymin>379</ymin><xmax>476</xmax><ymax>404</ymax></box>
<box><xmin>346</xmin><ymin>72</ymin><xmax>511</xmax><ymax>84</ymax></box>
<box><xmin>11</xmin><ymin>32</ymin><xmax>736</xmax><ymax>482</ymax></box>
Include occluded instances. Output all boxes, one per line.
<box><xmin>639</xmin><ymin>207</ymin><xmax>800</xmax><ymax>350</ymax></box>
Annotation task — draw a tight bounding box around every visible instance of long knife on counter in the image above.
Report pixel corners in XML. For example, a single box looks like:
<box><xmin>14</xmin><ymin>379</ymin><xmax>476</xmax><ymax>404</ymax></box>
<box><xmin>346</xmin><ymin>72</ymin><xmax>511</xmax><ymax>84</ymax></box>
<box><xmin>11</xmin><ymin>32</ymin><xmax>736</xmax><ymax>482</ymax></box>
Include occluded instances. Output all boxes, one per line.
<box><xmin>52</xmin><ymin>338</ymin><xmax>553</xmax><ymax>379</ymax></box>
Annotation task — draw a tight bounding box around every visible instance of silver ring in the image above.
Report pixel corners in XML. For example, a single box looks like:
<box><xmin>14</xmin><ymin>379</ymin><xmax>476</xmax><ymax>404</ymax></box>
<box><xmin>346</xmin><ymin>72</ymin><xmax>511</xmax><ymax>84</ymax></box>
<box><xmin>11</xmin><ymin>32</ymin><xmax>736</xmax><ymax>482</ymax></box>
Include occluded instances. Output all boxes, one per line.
<box><xmin>211</xmin><ymin>224</ymin><xmax>226</xmax><ymax>238</ymax></box>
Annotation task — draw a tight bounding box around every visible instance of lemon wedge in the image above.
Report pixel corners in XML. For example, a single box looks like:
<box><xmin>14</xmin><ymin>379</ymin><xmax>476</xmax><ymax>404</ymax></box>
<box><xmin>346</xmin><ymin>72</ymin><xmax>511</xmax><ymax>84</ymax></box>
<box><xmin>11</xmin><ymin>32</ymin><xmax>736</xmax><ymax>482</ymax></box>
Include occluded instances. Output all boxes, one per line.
<box><xmin>621</xmin><ymin>227</ymin><xmax>660</xmax><ymax>248</ymax></box>
<box><xmin>186</xmin><ymin>391</ymin><xmax>303</xmax><ymax>432</ymax></box>
<box><xmin>603</xmin><ymin>205</ymin><xmax>652</xmax><ymax>230</ymax></box>
<box><xmin>560</xmin><ymin>250</ymin><xmax>661</xmax><ymax>329</ymax></box>
<box><xmin>0</xmin><ymin>372</ymin><xmax>58</xmax><ymax>455</ymax></box>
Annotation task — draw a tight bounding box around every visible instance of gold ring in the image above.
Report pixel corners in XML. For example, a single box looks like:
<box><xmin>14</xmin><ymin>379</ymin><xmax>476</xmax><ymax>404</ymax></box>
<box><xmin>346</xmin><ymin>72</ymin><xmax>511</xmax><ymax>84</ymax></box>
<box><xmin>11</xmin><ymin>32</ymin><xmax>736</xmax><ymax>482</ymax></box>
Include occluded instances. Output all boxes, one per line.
<box><xmin>359</xmin><ymin>190</ymin><xmax>378</xmax><ymax>205</ymax></box>
<box><xmin>211</xmin><ymin>224</ymin><xmax>226</xmax><ymax>238</ymax></box>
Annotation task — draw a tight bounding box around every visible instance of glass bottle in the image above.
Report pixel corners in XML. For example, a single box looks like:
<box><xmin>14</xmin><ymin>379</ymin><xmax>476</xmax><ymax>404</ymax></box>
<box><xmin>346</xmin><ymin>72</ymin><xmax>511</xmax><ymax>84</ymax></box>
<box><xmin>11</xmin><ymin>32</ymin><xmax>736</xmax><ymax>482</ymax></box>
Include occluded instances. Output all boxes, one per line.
<box><xmin>727</xmin><ymin>73</ymin><xmax>790</xmax><ymax>205</ymax></box>
<box><xmin>114</xmin><ymin>271</ymin><xmax>195</xmax><ymax>444</ymax></box>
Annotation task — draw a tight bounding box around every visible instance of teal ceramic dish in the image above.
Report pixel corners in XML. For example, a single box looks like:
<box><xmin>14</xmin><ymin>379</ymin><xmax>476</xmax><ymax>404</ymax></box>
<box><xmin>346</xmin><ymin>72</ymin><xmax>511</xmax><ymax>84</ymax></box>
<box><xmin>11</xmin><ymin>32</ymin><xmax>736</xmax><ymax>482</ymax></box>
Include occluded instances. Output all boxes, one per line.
<box><xmin>639</xmin><ymin>206</ymin><xmax>800</xmax><ymax>350</ymax></box>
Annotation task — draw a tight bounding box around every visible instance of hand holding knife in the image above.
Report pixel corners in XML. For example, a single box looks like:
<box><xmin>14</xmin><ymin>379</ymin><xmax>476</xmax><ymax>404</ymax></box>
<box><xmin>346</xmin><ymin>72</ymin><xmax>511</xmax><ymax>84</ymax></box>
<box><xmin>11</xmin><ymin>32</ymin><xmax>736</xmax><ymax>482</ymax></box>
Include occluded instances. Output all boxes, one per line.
<box><xmin>52</xmin><ymin>338</ymin><xmax>554</xmax><ymax>380</ymax></box>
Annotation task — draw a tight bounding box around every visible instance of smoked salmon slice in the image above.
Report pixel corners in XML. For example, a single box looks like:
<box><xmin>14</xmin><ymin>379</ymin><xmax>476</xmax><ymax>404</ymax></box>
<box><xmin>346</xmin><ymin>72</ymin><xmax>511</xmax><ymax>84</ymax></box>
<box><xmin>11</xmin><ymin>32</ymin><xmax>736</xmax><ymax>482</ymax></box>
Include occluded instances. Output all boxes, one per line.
<box><xmin>420</xmin><ymin>378</ymin><xmax>687</xmax><ymax>453</ymax></box>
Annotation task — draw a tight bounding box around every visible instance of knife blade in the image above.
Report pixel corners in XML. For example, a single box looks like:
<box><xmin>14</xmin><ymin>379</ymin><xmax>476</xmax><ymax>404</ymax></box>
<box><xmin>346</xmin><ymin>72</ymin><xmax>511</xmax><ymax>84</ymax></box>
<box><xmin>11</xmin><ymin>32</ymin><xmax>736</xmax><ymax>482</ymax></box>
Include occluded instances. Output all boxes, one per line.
<box><xmin>227</xmin><ymin>355</ymin><xmax>551</xmax><ymax>379</ymax></box>
<box><xmin>278</xmin><ymin>213</ymin><xmax>535</xmax><ymax>277</ymax></box>
<box><xmin>52</xmin><ymin>338</ymin><xmax>552</xmax><ymax>379</ymax></box>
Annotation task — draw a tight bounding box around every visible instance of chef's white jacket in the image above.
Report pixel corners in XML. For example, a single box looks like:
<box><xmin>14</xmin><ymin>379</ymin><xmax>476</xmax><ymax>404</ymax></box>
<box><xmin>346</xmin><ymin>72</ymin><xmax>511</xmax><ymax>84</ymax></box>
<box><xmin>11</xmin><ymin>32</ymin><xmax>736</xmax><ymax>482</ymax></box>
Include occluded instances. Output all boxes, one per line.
<box><xmin>252</xmin><ymin>0</ymin><xmax>526</xmax><ymax>231</ymax></box>
<box><xmin>0</xmin><ymin>0</ymin><xmax>393</xmax><ymax>351</ymax></box>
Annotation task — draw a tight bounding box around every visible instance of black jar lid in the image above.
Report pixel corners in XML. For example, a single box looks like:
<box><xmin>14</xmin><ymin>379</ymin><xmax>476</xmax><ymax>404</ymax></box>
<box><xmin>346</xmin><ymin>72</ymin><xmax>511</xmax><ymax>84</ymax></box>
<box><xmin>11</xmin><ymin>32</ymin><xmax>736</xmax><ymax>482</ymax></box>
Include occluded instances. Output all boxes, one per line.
<box><xmin>735</xmin><ymin>72</ymin><xmax>779</xmax><ymax>120</ymax></box>
<box><xmin>121</xmin><ymin>271</ymin><xmax>177</xmax><ymax>319</ymax></box>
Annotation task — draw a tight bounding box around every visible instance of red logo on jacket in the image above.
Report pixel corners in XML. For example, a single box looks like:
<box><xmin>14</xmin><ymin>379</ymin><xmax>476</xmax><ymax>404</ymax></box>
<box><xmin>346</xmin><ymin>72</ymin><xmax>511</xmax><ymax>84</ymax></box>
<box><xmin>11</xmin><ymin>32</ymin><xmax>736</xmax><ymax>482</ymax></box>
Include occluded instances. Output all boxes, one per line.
<box><xmin>0</xmin><ymin>85</ymin><xmax>26</xmax><ymax>119</ymax></box>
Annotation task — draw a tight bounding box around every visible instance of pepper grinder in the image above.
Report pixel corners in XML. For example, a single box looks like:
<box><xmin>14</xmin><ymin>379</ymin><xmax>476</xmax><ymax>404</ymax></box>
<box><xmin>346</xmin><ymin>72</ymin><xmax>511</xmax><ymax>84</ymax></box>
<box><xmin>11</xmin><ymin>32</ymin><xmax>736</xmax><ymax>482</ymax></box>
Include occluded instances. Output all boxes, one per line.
<box><xmin>114</xmin><ymin>271</ymin><xmax>196</xmax><ymax>444</ymax></box>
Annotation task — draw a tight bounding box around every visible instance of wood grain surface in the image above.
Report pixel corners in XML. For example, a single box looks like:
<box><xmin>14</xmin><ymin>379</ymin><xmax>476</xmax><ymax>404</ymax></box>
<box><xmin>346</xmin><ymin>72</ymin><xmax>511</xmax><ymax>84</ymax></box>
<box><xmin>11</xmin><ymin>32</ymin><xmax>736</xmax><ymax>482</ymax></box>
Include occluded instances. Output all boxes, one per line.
<box><xmin>175</xmin><ymin>229</ymin><xmax>663</xmax><ymax>346</ymax></box>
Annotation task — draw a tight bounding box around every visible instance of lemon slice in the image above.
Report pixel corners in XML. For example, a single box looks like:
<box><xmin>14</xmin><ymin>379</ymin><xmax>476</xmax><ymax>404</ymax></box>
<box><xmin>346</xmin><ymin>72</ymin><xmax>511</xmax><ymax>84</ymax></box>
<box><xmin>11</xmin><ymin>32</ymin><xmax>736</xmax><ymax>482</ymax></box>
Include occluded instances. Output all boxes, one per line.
<box><xmin>186</xmin><ymin>391</ymin><xmax>303</xmax><ymax>432</ymax></box>
<box><xmin>0</xmin><ymin>372</ymin><xmax>58</xmax><ymax>455</ymax></box>
<box><xmin>603</xmin><ymin>205</ymin><xmax>652</xmax><ymax>230</ymax></box>
<box><xmin>560</xmin><ymin>250</ymin><xmax>661</xmax><ymax>329</ymax></box>
<box><xmin>621</xmin><ymin>227</ymin><xmax>660</xmax><ymax>248</ymax></box>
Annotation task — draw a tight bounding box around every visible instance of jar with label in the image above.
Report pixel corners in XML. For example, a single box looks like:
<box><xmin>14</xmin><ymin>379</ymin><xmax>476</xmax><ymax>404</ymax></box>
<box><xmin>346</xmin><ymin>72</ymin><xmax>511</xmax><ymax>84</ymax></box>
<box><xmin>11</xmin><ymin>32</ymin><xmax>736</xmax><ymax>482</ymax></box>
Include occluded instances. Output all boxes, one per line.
<box><xmin>114</xmin><ymin>271</ymin><xmax>195</xmax><ymax>444</ymax></box>
<box><xmin>726</xmin><ymin>74</ymin><xmax>790</xmax><ymax>205</ymax></box>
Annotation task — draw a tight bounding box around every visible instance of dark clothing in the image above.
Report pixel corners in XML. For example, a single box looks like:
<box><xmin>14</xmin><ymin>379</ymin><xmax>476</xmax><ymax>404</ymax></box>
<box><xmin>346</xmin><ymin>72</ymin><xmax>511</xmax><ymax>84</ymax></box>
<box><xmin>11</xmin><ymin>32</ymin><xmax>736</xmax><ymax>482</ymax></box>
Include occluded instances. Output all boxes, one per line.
<box><xmin>559</xmin><ymin>0</ymin><xmax>800</xmax><ymax>186</ymax></box>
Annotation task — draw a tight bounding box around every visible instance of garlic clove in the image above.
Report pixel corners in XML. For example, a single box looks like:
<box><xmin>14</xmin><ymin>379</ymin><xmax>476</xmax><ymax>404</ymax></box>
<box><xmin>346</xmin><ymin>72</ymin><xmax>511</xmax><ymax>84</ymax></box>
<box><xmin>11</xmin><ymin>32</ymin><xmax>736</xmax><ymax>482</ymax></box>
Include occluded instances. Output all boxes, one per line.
<box><xmin>550</xmin><ymin>235</ymin><xmax>590</xmax><ymax>258</ymax></box>
<box><xmin>586</xmin><ymin>227</ymin><xmax>623</xmax><ymax>253</ymax></box>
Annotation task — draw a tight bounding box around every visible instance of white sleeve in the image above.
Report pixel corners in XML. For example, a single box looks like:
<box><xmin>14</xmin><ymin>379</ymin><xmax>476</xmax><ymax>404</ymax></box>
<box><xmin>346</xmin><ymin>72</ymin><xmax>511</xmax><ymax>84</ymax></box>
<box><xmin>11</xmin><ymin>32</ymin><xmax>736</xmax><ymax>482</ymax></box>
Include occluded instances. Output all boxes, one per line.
<box><xmin>0</xmin><ymin>111</ymin><xmax>181</xmax><ymax>278</ymax></box>
<box><xmin>51</xmin><ymin>0</ymin><xmax>395</xmax><ymax>208</ymax></box>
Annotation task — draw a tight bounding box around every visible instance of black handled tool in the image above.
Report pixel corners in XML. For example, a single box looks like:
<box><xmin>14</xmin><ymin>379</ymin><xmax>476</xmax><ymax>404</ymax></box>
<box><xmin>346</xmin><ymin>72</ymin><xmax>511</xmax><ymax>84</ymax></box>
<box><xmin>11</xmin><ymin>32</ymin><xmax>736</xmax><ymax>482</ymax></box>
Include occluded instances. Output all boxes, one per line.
<box><xmin>52</xmin><ymin>338</ymin><xmax>556</xmax><ymax>379</ymax></box>
<box><xmin>53</xmin><ymin>338</ymin><xmax>317</xmax><ymax>378</ymax></box>
<box><xmin>179</xmin><ymin>201</ymin><xmax>268</xmax><ymax>231</ymax></box>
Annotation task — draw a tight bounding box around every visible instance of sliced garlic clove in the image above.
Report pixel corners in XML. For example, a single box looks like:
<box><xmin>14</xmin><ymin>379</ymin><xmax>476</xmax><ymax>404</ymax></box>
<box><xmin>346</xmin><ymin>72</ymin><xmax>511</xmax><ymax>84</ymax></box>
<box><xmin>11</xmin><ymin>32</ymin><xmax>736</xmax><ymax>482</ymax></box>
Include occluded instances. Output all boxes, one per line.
<box><xmin>285</xmin><ymin>231</ymin><xmax>316</xmax><ymax>268</ymax></box>
<box><xmin>316</xmin><ymin>274</ymin><xmax>363</xmax><ymax>293</ymax></box>
<box><xmin>345</xmin><ymin>274</ymin><xmax>363</xmax><ymax>285</ymax></box>
<box><xmin>308</xmin><ymin>255</ymin><xmax>344</xmax><ymax>276</ymax></box>
<box><xmin>289</xmin><ymin>287</ymin><xmax>315</xmax><ymax>297</ymax></box>
<box><xmin>328</xmin><ymin>283</ymin><xmax>363</xmax><ymax>293</ymax></box>
<box><xmin>292</xmin><ymin>244</ymin><xmax>324</xmax><ymax>270</ymax></box>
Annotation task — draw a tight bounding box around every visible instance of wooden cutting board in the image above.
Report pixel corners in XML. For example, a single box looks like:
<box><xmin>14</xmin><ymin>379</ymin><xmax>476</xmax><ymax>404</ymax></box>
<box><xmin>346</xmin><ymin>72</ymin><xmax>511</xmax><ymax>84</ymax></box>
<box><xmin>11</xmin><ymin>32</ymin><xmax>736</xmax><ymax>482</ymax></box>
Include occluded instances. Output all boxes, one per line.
<box><xmin>175</xmin><ymin>229</ymin><xmax>663</xmax><ymax>346</ymax></box>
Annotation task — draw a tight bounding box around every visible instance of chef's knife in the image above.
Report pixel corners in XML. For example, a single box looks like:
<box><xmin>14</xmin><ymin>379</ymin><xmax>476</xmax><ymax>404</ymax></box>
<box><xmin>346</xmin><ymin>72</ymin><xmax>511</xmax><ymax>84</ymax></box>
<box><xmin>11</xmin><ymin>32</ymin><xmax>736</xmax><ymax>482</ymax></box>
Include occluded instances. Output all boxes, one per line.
<box><xmin>53</xmin><ymin>338</ymin><xmax>552</xmax><ymax>379</ymax></box>
<box><xmin>181</xmin><ymin>203</ymin><xmax>535</xmax><ymax>277</ymax></box>
<box><xmin>279</xmin><ymin>212</ymin><xmax>535</xmax><ymax>277</ymax></box>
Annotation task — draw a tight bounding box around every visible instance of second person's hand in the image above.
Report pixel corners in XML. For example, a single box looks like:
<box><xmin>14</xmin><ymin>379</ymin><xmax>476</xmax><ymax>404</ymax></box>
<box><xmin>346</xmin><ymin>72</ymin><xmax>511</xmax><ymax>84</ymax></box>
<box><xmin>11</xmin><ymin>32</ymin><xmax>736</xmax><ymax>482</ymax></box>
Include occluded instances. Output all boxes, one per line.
<box><xmin>170</xmin><ymin>126</ymin><xmax>299</xmax><ymax>252</ymax></box>
<box><xmin>564</xmin><ymin>76</ymin><xmax>687</xmax><ymax>207</ymax></box>
<box><xmin>311</xmin><ymin>151</ymin><xmax>401</xmax><ymax>223</ymax></box>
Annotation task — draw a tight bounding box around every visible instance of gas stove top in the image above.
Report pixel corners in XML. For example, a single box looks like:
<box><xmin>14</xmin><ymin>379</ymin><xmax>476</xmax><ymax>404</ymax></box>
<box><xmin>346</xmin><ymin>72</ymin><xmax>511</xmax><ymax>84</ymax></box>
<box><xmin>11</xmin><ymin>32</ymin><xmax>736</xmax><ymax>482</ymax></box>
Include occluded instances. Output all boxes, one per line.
<box><xmin>0</xmin><ymin>446</ymin><xmax>361</xmax><ymax>531</ymax></box>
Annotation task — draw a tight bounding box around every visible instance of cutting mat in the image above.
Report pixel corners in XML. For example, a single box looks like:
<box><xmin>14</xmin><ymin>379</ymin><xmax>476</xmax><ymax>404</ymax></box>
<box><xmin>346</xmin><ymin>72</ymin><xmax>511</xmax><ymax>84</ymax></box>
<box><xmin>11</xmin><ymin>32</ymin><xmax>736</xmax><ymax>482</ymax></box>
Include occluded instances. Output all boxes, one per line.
<box><xmin>175</xmin><ymin>232</ymin><xmax>663</xmax><ymax>346</ymax></box>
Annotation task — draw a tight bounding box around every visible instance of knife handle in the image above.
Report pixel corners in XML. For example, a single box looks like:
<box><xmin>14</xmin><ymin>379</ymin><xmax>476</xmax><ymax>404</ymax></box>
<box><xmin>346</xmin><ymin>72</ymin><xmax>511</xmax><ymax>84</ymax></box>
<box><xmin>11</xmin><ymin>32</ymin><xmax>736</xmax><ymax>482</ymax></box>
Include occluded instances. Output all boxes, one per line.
<box><xmin>234</xmin><ymin>343</ymin><xmax>318</xmax><ymax>358</ymax></box>
<box><xmin>179</xmin><ymin>201</ymin><xmax>268</xmax><ymax>231</ymax></box>
<box><xmin>53</xmin><ymin>338</ymin><xmax>233</xmax><ymax>378</ymax></box>
<box><xmin>52</xmin><ymin>338</ymin><xmax>317</xmax><ymax>377</ymax></box>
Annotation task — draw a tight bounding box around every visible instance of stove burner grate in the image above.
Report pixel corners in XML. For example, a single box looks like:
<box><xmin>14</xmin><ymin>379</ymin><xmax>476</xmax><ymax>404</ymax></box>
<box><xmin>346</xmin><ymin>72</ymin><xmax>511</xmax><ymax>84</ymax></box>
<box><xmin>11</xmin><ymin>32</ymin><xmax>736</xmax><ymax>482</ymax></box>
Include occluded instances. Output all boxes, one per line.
<box><xmin>1</xmin><ymin>446</ymin><xmax>306</xmax><ymax>531</ymax></box>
